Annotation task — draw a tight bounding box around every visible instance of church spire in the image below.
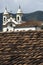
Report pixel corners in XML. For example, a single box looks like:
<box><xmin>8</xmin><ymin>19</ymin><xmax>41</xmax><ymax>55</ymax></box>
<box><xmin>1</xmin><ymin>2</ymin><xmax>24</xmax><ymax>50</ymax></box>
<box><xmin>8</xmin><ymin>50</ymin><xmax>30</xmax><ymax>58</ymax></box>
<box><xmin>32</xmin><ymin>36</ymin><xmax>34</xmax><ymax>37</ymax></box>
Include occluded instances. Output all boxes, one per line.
<box><xmin>5</xmin><ymin>7</ymin><xmax>7</xmax><ymax>11</ymax></box>
<box><xmin>17</xmin><ymin>5</ymin><xmax>22</xmax><ymax>14</ymax></box>
<box><xmin>3</xmin><ymin>7</ymin><xmax>9</xmax><ymax>15</ymax></box>
<box><xmin>19</xmin><ymin>5</ymin><xmax>21</xmax><ymax>9</ymax></box>
<box><xmin>16</xmin><ymin>5</ymin><xmax>23</xmax><ymax>23</ymax></box>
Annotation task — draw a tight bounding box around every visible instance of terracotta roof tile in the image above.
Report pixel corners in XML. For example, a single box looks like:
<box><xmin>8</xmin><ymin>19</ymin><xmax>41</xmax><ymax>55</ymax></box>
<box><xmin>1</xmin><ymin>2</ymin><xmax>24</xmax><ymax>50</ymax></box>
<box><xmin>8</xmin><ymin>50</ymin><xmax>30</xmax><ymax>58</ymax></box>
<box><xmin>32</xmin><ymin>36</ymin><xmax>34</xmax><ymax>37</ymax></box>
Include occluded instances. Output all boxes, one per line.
<box><xmin>16</xmin><ymin>20</ymin><xmax>43</xmax><ymax>27</ymax></box>
<box><xmin>0</xmin><ymin>31</ymin><xmax>43</xmax><ymax>65</ymax></box>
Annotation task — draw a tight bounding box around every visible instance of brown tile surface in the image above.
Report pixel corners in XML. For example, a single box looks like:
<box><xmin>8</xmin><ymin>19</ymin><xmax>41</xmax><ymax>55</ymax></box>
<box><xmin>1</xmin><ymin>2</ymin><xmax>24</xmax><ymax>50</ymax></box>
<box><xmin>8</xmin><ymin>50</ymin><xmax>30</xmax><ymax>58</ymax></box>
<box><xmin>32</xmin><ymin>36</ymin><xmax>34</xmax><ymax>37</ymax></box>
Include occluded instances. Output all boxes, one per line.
<box><xmin>0</xmin><ymin>31</ymin><xmax>43</xmax><ymax>65</ymax></box>
<box><xmin>17</xmin><ymin>20</ymin><xmax>43</xmax><ymax>27</ymax></box>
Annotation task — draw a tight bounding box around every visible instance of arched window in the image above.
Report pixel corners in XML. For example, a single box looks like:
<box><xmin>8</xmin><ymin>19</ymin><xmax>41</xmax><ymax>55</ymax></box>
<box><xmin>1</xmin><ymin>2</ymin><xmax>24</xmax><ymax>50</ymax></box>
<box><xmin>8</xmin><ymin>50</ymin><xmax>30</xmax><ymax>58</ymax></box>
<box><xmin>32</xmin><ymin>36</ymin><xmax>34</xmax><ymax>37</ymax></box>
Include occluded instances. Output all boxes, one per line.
<box><xmin>4</xmin><ymin>18</ymin><xmax>5</xmax><ymax>21</ymax></box>
<box><xmin>7</xmin><ymin>29</ymin><xmax>8</xmax><ymax>31</ymax></box>
<box><xmin>18</xmin><ymin>17</ymin><xmax>19</xmax><ymax>20</ymax></box>
<box><xmin>10</xmin><ymin>24</ymin><xmax>12</xmax><ymax>27</ymax></box>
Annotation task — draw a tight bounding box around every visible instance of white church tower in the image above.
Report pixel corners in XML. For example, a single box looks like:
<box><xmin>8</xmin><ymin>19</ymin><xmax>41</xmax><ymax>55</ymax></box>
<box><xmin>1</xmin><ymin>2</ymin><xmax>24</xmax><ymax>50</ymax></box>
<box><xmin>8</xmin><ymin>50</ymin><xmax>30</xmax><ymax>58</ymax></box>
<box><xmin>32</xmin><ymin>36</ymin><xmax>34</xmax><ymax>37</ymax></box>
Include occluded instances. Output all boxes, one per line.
<box><xmin>16</xmin><ymin>6</ymin><xmax>23</xmax><ymax>23</ymax></box>
<box><xmin>3</xmin><ymin>7</ymin><xmax>9</xmax><ymax>25</ymax></box>
<box><xmin>3</xmin><ymin>7</ymin><xmax>10</xmax><ymax>32</ymax></box>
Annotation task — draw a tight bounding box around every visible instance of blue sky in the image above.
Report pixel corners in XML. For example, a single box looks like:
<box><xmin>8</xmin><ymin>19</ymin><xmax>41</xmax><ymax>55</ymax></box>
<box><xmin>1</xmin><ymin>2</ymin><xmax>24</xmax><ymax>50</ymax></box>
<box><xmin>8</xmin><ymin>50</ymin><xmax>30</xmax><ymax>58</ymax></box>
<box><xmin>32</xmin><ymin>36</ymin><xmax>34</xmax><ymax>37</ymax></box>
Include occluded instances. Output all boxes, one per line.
<box><xmin>0</xmin><ymin>0</ymin><xmax>43</xmax><ymax>13</ymax></box>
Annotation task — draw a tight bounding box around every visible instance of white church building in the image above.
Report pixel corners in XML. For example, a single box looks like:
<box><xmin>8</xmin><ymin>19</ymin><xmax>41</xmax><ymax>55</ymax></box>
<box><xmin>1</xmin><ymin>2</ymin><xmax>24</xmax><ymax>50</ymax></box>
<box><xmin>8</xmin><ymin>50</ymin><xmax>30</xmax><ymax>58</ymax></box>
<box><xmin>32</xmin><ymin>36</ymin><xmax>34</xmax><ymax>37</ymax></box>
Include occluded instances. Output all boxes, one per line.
<box><xmin>3</xmin><ymin>6</ymin><xmax>41</xmax><ymax>32</ymax></box>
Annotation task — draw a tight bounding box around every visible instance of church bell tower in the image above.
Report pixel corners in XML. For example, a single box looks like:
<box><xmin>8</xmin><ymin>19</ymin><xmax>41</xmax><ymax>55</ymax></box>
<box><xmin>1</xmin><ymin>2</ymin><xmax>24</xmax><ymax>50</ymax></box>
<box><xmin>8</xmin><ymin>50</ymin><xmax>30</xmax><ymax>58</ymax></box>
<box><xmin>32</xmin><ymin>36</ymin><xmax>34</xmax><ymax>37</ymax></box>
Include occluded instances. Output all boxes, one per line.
<box><xmin>16</xmin><ymin>6</ymin><xmax>23</xmax><ymax>23</ymax></box>
<box><xmin>3</xmin><ymin>7</ymin><xmax>9</xmax><ymax>25</ymax></box>
<box><xmin>3</xmin><ymin>7</ymin><xmax>9</xmax><ymax>32</ymax></box>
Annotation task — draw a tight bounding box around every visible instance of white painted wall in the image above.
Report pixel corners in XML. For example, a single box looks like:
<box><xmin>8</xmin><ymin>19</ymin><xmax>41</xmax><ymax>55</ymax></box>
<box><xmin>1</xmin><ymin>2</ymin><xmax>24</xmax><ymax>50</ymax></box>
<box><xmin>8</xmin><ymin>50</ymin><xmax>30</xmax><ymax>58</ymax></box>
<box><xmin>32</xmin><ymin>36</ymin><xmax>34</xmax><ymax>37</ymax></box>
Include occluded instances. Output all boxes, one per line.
<box><xmin>3</xmin><ymin>26</ymin><xmax>14</xmax><ymax>32</ymax></box>
<box><xmin>14</xmin><ymin>27</ymin><xmax>36</xmax><ymax>31</ymax></box>
<box><xmin>3</xmin><ymin>28</ymin><xmax>7</xmax><ymax>32</ymax></box>
<box><xmin>3</xmin><ymin>27</ymin><xmax>36</xmax><ymax>32</ymax></box>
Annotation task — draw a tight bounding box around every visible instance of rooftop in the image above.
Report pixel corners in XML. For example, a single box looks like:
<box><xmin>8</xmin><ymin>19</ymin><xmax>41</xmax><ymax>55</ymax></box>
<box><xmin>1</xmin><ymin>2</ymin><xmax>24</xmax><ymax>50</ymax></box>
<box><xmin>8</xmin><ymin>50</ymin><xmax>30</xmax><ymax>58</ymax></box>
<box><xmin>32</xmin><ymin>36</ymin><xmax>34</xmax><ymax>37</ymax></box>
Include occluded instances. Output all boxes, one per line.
<box><xmin>16</xmin><ymin>20</ymin><xmax>43</xmax><ymax>27</ymax></box>
<box><xmin>0</xmin><ymin>30</ymin><xmax>43</xmax><ymax>65</ymax></box>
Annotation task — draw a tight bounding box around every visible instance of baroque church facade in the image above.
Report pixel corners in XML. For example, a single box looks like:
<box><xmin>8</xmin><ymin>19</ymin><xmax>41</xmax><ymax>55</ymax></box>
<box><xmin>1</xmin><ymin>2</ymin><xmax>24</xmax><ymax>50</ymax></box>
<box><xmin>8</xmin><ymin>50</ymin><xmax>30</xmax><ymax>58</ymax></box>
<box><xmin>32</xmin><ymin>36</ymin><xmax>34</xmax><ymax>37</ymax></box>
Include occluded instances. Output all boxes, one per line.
<box><xmin>3</xmin><ymin>6</ymin><xmax>23</xmax><ymax>32</ymax></box>
<box><xmin>3</xmin><ymin>6</ymin><xmax>42</xmax><ymax>32</ymax></box>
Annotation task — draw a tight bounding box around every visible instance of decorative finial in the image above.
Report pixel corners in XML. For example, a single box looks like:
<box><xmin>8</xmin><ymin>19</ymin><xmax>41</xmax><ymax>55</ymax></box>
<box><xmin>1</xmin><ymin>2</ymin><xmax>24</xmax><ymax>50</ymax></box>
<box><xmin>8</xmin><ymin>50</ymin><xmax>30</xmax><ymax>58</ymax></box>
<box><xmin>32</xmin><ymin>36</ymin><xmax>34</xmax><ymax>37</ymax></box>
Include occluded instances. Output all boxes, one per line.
<box><xmin>19</xmin><ymin>5</ymin><xmax>21</xmax><ymax>9</ymax></box>
<box><xmin>4</xmin><ymin>6</ymin><xmax>9</xmax><ymax>14</ymax></box>
<box><xmin>5</xmin><ymin>6</ymin><xmax>7</xmax><ymax>10</ymax></box>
